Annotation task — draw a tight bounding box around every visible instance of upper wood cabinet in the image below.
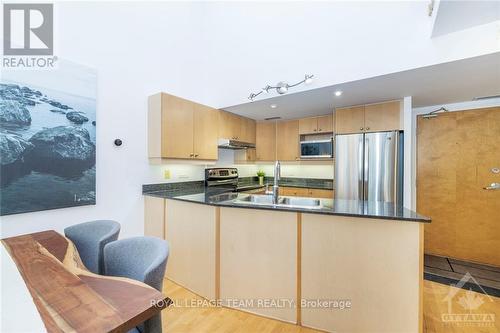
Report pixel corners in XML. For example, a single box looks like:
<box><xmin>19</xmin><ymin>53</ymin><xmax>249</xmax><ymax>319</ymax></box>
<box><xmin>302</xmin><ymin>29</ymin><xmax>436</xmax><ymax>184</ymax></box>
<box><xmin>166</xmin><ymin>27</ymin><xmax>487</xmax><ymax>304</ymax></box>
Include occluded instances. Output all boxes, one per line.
<box><xmin>148</xmin><ymin>93</ymin><xmax>218</xmax><ymax>160</ymax></box>
<box><xmin>335</xmin><ymin>105</ymin><xmax>366</xmax><ymax>134</ymax></box>
<box><xmin>298</xmin><ymin>117</ymin><xmax>318</xmax><ymax>134</ymax></box>
<box><xmin>218</xmin><ymin>111</ymin><xmax>241</xmax><ymax>140</ymax></box>
<box><xmin>239</xmin><ymin>117</ymin><xmax>256</xmax><ymax>143</ymax></box>
<box><xmin>193</xmin><ymin>104</ymin><xmax>219</xmax><ymax>160</ymax></box>
<box><xmin>277</xmin><ymin>120</ymin><xmax>300</xmax><ymax>161</ymax></box>
<box><xmin>317</xmin><ymin>114</ymin><xmax>334</xmax><ymax>133</ymax></box>
<box><xmin>218</xmin><ymin>111</ymin><xmax>256</xmax><ymax>144</ymax></box>
<box><xmin>364</xmin><ymin>101</ymin><xmax>401</xmax><ymax>132</ymax></box>
<box><xmin>335</xmin><ymin>101</ymin><xmax>401</xmax><ymax>134</ymax></box>
<box><xmin>298</xmin><ymin>114</ymin><xmax>334</xmax><ymax>134</ymax></box>
<box><xmin>255</xmin><ymin>121</ymin><xmax>276</xmax><ymax>161</ymax></box>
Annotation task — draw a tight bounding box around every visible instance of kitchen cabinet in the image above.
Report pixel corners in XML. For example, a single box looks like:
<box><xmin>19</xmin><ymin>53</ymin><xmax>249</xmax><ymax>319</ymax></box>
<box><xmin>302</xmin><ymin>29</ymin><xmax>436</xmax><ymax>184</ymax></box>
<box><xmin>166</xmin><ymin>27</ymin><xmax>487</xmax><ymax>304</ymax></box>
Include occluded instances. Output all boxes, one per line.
<box><xmin>335</xmin><ymin>105</ymin><xmax>365</xmax><ymax>134</ymax></box>
<box><xmin>193</xmin><ymin>104</ymin><xmax>219</xmax><ymax>159</ymax></box>
<box><xmin>298</xmin><ymin>117</ymin><xmax>318</xmax><ymax>134</ymax></box>
<box><xmin>234</xmin><ymin>148</ymin><xmax>256</xmax><ymax>163</ymax></box>
<box><xmin>335</xmin><ymin>101</ymin><xmax>401</xmax><ymax>134</ymax></box>
<box><xmin>256</xmin><ymin>121</ymin><xmax>276</xmax><ymax>161</ymax></box>
<box><xmin>165</xmin><ymin>199</ymin><xmax>217</xmax><ymax>300</ymax></box>
<box><xmin>218</xmin><ymin>111</ymin><xmax>256</xmax><ymax>143</ymax></box>
<box><xmin>239</xmin><ymin>117</ymin><xmax>256</xmax><ymax>143</ymax></box>
<box><xmin>218</xmin><ymin>111</ymin><xmax>241</xmax><ymax>140</ymax></box>
<box><xmin>148</xmin><ymin>92</ymin><xmax>218</xmax><ymax>160</ymax></box>
<box><xmin>317</xmin><ymin>114</ymin><xmax>334</xmax><ymax>133</ymax></box>
<box><xmin>281</xmin><ymin>186</ymin><xmax>309</xmax><ymax>197</ymax></box>
<box><xmin>364</xmin><ymin>101</ymin><xmax>401</xmax><ymax>132</ymax></box>
<box><xmin>281</xmin><ymin>186</ymin><xmax>334</xmax><ymax>198</ymax></box>
<box><xmin>277</xmin><ymin>120</ymin><xmax>300</xmax><ymax>161</ymax></box>
<box><xmin>299</xmin><ymin>114</ymin><xmax>334</xmax><ymax>134</ymax></box>
<box><xmin>307</xmin><ymin>188</ymin><xmax>334</xmax><ymax>199</ymax></box>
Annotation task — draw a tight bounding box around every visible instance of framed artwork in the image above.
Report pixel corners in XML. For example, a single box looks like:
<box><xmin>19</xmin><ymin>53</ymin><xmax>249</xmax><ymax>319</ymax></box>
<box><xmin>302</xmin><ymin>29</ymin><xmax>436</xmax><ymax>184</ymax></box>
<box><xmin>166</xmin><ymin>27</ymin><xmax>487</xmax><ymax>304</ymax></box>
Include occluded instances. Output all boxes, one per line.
<box><xmin>0</xmin><ymin>60</ymin><xmax>97</xmax><ymax>215</ymax></box>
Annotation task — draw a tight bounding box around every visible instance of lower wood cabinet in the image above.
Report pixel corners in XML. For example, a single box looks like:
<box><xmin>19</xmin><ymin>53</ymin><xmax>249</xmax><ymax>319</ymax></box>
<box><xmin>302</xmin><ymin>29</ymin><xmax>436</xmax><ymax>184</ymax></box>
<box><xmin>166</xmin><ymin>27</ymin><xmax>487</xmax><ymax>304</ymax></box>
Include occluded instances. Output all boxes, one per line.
<box><xmin>164</xmin><ymin>199</ymin><xmax>217</xmax><ymax>300</ymax></box>
<box><xmin>301</xmin><ymin>214</ymin><xmax>421</xmax><ymax>332</ymax></box>
<box><xmin>144</xmin><ymin>199</ymin><xmax>422</xmax><ymax>332</ymax></box>
<box><xmin>220</xmin><ymin>207</ymin><xmax>297</xmax><ymax>323</ymax></box>
<box><xmin>281</xmin><ymin>186</ymin><xmax>334</xmax><ymax>198</ymax></box>
<box><xmin>281</xmin><ymin>186</ymin><xmax>309</xmax><ymax>197</ymax></box>
<box><xmin>307</xmin><ymin>188</ymin><xmax>334</xmax><ymax>199</ymax></box>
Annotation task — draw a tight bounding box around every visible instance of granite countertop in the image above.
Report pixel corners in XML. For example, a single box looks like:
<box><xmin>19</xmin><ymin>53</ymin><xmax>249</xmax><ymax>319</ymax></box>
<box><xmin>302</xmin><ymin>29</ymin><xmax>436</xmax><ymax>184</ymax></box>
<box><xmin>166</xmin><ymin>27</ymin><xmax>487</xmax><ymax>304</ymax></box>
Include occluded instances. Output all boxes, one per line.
<box><xmin>143</xmin><ymin>182</ymin><xmax>430</xmax><ymax>223</ymax></box>
<box><xmin>237</xmin><ymin>177</ymin><xmax>334</xmax><ymax>190</ymax></box>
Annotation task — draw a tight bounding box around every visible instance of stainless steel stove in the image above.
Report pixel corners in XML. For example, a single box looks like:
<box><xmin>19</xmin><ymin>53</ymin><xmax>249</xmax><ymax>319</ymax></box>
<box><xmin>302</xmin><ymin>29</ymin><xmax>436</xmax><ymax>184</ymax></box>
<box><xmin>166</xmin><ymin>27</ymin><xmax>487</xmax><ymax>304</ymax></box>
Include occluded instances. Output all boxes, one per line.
<box><xmin>205</xmin><ymin>168</ymin><xmax>264</xmax><ymax>202</ymax></box>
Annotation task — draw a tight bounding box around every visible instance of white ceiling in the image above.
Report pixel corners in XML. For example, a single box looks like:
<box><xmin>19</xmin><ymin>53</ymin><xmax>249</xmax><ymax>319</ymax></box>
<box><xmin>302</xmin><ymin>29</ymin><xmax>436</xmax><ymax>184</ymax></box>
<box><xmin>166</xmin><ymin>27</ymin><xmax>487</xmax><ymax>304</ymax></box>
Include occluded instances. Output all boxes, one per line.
<box><xmin>223</xmin><ymin>52</ymin><xmax>500</xmax><ymax>120</ymax></box>
<box><xmin>432</xmin><ymin>0</ymin><xmax>500</xmax><ymax>37</ymax></box>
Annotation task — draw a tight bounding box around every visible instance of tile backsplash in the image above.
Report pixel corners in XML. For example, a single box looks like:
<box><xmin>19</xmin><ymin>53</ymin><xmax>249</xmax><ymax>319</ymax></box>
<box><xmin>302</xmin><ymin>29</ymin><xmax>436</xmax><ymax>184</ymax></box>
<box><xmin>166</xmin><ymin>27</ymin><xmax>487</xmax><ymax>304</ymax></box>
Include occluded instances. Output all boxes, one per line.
<box><xmin>147</xmin><ymin>149</ymin><xmax>334</xmax><ymax>183</ymax></box>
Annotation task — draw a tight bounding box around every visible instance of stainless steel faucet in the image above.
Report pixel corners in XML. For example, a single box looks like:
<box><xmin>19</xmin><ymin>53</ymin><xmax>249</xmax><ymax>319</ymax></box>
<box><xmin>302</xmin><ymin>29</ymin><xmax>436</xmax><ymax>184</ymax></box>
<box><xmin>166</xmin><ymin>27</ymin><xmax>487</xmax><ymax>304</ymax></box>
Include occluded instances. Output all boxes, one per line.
<box><xmin>272</xmin><ymin>160</ymin><xmax>281</xmax><ymax>204</ymax></box>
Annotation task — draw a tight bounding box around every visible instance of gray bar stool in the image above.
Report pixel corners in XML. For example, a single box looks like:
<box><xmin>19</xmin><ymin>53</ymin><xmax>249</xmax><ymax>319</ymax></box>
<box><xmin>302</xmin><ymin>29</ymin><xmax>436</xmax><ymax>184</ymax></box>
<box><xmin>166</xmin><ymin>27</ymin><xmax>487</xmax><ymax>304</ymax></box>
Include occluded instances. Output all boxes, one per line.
<box><xmin>64</xmin><ymin>220</ymin><xmax>121</xmax><ymax>274</ymax></box>
<box><xmin>103</xmin><ymin>236</ymin><xmax>170</xmax><ymax>333</ymax></box>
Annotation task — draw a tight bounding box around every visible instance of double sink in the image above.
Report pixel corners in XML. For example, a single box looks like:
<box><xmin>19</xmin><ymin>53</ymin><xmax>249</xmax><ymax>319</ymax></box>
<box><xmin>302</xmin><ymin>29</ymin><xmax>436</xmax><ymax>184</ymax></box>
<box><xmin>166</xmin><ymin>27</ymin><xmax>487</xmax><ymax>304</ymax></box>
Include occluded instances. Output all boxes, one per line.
<box><xmin>234</xmin><ymin>194</ymin><xmax>323</xmax><ymax>209</ymax></box>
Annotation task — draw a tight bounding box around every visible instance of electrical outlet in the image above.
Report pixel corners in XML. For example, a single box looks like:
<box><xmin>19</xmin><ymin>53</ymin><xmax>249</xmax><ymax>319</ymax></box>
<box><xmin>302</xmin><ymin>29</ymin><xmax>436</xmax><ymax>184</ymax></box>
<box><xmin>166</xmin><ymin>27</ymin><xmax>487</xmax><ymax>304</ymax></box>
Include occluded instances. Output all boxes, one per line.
<box><xmin>164</xmin><ymin>169</ymin><xmax>171</xmax><ymax>179</ymax></box>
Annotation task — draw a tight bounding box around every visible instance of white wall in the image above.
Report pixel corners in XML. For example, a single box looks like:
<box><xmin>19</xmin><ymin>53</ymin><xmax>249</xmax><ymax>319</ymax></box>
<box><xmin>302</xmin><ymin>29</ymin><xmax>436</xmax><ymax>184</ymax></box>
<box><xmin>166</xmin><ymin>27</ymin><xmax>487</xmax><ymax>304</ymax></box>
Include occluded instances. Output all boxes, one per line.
<box><xmin>1</xmin><ymin>2</ymin><xmax>496</xmax><ymax>238</ymax></box>
<box><xmin>197</xmin><ymin>2</ymin><xmax>499</xmax><ymax>108</ymax></box>
<box><xmin>1</xmin><ymin>2</ymin><xmax>207</xmax><ymax>238</ymax></box>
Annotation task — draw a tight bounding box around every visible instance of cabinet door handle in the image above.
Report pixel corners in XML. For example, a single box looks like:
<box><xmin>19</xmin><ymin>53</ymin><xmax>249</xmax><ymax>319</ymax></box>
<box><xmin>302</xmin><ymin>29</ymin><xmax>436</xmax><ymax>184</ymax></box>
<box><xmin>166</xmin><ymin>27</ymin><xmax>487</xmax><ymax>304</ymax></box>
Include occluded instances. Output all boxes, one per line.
<box><xmin>313</xmin><ymin>129</ymin><xmax>317</xmax><ymax>132</ymax></box>
<box><xmin>360</xmin><ymin>127</ymin><xmax>364</xmax><ymax>131</ymax></box>
<box><xmin>189</xmin><ymin>153</ymin><xmax>194</xmax><ymax>157</ymax></box>
<box><xmin>366</xmin><ymin>127</ymin><xmax>370</xmax><ymax>130</ymax></box>
<box><xmin>318</xmin><ymin>128</ymin><xmax>322</xmax><ymax>131</ymax></box>
<box><xmin>194</xmin><ymin>154</ymin><xmax>199</xmax><ymax>158</ymax></box>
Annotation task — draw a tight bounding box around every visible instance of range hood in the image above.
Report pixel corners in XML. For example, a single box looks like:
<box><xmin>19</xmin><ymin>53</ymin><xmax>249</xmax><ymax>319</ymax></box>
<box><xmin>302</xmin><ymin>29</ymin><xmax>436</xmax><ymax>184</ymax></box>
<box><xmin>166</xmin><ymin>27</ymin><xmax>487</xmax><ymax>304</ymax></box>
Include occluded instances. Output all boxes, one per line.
<box><xmin>217</xmin><ymin>138</ymin><xmax>256</xmax><ymax>150</ymax></box>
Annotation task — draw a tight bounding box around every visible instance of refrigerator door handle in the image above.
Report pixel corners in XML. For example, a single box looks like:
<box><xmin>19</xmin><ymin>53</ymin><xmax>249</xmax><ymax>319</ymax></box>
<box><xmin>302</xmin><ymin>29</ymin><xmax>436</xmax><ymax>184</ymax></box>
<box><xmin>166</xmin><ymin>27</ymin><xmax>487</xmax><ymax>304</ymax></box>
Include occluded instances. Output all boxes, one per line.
<box><xmin>393</xmin><ymin>133</ymin><xmax>399</xmax><ymax>206</ymax></box>
<box><xmin>358</xmin><ymin>135</ymin><xmax>364</xmax><ymax>200</ymax></box>
<box><xmin>364</xmin><ymin>136</ymin><xmax>369</xmax><ymax>201</ymax></box>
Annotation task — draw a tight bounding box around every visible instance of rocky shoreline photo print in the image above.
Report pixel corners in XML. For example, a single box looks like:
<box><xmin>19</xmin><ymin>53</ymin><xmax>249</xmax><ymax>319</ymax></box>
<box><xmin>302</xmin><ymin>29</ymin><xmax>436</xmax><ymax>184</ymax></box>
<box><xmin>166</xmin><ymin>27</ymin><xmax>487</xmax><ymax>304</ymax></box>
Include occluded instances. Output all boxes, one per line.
<box><xmin>0</xmin><ymin>61</ymin><xmax>96</xmax><ymax>215</ymax></box>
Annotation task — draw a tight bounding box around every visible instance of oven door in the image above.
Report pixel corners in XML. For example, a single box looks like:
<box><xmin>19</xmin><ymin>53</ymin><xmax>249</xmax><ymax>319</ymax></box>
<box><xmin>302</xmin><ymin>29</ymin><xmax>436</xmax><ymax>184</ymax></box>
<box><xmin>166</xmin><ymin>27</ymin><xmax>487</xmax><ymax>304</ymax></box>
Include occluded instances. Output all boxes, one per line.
<box><xmin>300</xmin><ymin>139</ymin><xmax>333</xmax><ymax>159</ymax></box>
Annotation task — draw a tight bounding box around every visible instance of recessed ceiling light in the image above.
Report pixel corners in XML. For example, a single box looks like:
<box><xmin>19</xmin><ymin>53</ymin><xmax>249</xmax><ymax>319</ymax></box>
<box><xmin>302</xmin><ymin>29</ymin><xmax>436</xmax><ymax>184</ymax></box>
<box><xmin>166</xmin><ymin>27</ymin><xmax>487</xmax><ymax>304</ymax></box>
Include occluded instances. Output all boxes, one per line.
<box><xmin>334</xmin><ymin>90</ymin><xmax>342</xmax><ymax>97</ymax></box>
<box><xmin>270</xmin><ymin>104</ymin><xmax>277</xmax><ymax>109</ymax></box>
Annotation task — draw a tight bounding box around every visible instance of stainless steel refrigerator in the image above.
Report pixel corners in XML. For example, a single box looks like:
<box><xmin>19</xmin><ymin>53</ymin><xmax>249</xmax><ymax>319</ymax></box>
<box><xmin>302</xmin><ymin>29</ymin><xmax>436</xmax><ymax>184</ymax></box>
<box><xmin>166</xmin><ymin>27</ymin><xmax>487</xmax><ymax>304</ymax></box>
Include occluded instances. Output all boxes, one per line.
<box><xmin>335</xmin><ymin>131</ymin><xmax>403</xmax><ymax>204</ymax></box>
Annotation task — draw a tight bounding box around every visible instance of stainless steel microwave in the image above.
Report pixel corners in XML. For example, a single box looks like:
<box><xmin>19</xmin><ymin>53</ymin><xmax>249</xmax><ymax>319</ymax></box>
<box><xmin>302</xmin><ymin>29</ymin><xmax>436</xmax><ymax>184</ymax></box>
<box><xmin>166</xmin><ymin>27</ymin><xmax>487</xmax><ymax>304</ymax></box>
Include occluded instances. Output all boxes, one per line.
<box><xmin>300</xmin><ymin>138</ymin><xmax>333</xmax><ymax>159</ymax></box>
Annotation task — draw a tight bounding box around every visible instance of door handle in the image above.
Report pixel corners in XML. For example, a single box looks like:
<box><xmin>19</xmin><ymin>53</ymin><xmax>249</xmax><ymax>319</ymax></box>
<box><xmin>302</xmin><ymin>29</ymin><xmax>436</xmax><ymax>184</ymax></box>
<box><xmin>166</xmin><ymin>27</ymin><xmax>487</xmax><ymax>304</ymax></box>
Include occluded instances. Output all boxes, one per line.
<box><xmin>484</xmin><ymin>183</ymin><xmax>500</xmax><ymax>190</ymax></box>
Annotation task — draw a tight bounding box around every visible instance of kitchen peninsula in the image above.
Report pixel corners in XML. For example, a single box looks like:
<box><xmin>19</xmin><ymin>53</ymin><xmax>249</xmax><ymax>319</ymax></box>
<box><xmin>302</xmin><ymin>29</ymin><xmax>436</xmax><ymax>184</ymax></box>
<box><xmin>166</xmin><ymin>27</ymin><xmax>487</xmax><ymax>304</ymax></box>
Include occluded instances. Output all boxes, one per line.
<box><xmin>143</xmin><ymin>181</ymin><xmax>429</xmax><ymax>333</ymax></box>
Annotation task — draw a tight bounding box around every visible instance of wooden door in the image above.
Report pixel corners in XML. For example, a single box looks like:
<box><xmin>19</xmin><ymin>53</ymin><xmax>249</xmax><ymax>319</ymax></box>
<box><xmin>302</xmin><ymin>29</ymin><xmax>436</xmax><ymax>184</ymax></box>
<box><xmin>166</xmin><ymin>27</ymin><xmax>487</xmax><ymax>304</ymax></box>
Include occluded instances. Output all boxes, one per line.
<box><xmin>161</xmin><ymin>94</ymin><xmax>194</xmax><ymax>159</ymax></box>
<box><xmin>193</xmin><ymin>104</ymin><xmax>218</xmax><ymax>160</ymax></box>
<box><xmin>298</xmin><ymin>117</ymin><xmax>318</xmax><ymax>134</ymax></box>
<box><xmin>417</xmin><ymin>107</ymin><xmax>500</xmax><ymax>266</ymax></box>
<box><xmin>335</xmin><ymin>106</ymin><xmax>365</xmax><ymax>134</ymax></box>
<box><xmin>317</xmin><ymin>114</ymin><xmax>334</xmax><ymax>133</ymax></box>
<box><xmin>256</xmin><ymin>121</ymin><xmax>276</xmax><ymax>161</ymax></box>
<box><xmin>277</xmin><ymin>120</ymin><xmax>299</xmax><ymax>161</ymax></box>
<box><xmin>364</xmin><ymin>101</ymin><xmax>401</xmax><ymax>132</ymax></box>
<box><xmin>218</xmin><ymin>111</ymin><xmax>241</xmax><ymax>140</ymax></box>
<box><xmin>240</xmin><ymin>117</ymin><xmax>256</xmax><ymax>143</ymax></box>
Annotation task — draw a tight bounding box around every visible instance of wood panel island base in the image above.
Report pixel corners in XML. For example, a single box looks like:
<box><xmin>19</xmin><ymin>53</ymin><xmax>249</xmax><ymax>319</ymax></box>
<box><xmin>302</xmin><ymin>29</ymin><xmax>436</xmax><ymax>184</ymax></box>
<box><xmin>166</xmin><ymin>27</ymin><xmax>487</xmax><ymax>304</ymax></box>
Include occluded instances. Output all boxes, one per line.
<box><xmin>144</xmin><ymin>197</ymin><xmax>426</xmax><ymax>333</ymax></box>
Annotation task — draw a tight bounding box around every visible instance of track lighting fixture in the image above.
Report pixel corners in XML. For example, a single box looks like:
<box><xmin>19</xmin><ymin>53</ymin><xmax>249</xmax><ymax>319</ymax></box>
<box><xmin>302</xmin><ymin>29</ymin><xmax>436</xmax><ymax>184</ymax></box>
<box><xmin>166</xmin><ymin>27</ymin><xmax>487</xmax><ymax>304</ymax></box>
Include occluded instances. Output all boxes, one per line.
<box><xmin>248</xmin><ymin>74</ymin><xmax>314</xmax><ymax>101</ymax></box>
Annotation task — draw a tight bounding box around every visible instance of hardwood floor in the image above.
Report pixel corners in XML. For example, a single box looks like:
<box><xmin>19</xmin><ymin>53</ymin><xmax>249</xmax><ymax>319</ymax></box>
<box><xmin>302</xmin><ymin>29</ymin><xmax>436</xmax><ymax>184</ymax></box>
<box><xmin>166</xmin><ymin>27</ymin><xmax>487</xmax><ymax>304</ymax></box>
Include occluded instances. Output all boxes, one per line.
<box><xmin>162</xmin><ymin>279</ymin><xmax>500</xmax><ymax>333</ymax></box>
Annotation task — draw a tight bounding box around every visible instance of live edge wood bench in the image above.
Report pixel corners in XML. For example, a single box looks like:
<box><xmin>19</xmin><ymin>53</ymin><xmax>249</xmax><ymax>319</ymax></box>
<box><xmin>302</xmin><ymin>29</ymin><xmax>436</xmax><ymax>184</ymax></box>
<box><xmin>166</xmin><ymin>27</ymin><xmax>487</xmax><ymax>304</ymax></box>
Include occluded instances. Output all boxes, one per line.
<box><xmin>1</xmin><ymin>230</ymin><xmax>170</xmax><ymax>333</ymax></box>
